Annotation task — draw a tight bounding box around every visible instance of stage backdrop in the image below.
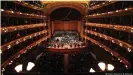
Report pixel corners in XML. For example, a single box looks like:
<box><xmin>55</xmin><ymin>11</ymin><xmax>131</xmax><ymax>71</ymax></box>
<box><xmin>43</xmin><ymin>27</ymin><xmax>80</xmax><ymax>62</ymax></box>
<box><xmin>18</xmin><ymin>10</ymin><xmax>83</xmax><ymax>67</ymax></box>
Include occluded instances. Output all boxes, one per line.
<box><xmin>51</xmin><ymin>21</ymin><xmax>82</xmax><ymax>34</ymax></box>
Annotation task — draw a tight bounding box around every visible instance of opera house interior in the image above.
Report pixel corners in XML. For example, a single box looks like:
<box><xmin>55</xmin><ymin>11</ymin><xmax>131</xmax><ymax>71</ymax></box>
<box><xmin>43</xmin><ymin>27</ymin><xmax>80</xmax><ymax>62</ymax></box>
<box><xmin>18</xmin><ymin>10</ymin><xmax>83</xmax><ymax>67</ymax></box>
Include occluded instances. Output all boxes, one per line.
<box><xmin>1</xmin><ymin>0</ymin><xmax>133</xmax><ymax>75</ymax></box>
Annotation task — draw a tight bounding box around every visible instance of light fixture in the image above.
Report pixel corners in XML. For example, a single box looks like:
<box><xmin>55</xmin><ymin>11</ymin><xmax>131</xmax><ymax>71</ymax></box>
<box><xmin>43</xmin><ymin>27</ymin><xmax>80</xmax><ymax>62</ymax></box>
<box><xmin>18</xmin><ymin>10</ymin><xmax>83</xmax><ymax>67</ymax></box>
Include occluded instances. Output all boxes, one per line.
<box><xmin>9</xmin><ymin>62</ymin><xmax>13</xmax><ymax>65</ymax></box>
<box><xmin>118</xmin><ymin>58</ymin><xmax>121</xmax><ymax>60</ymax></box>
<box><xmin>98</xmin><ymin>62</ymin><xmax>106</xmax><ymax>71</ymax></box>
<box><xmin>127</xmin><ymin>48</ymin><xmax>131</xmax><ymax>52</ymax></box>
<box><xmin>18</xmin><ymin>0</ymin><xmax>21</xmax><ymax>2</ymax></box>
<box><xmin>30</xmin><ymin>36</ymin><xmax>32</xmax><ymax>38</ymax></box>
<box><xmin>120</xmin><ymin>43</ymin><xmax>123</xmax><ymax>47</ymax></box>
<box><xmin>108</xmin><ymin>12</ymin><xmax>112</xmax><ymax>14</ymax></box>
<box><xmin>109</xmin><ymin>0</ymin><xmax>112</xmax><ymax>2</ymax></box>
<box><xmin>89</xmin><ymin>68</ymin><xmax>95</xmax><ymax>73</ymax></box>
<box><xmin>107</xmin><ymin>64</ymin><xmax>114</xmax><ymax>71</ymax></box>
<box><xmin>120</xmin><ymin>60</ymin><xmax>122</xmax><ymax>62</ymax></box>
<box><xmin>5</xmin><ymin>30</ymin><xmax>7</xmax><ymax>32</ymax></box>
<box><xmin>125</xmin><ymin>8</ymin><xmax>128</xmax><ymax>11</ymax></box>
<box><xmin>2</xmin><ymin>28</ymin><xmax>5</xmax><ymax>30</ymax></box>
<box><xmin>114</xmin><ymin>26</ymin><xmax>116</xmax><ymax>29</ymax></box>
<box><xmin>122</xmin><ymin>26</ymin><xmax>126</xmax><ymax>30</ymax></box>
<box><xmin>105</xmin><ymin>36</ymin><xmax>107</xmax><ymax>40</ymax></box>
<box><xmin>14</xmin><ymin>64</ymin><xmax>22</xmax><ymax>72</ymax></box>
<box><xmin>102</xmin><ymin>3</ymin><xmax>105</xmax><ymax>4</ymax></box>
<box><xmin>0</xmin><ymin>50</ymin><xmax>2</xmax><ymax>54</ymax></box>
<box><xmin>111</xmin><ymin>52</ymin><xmax>113</xmax><ymax>56</ymax></box>
<box><xmin>1</xmin><ymin>9</ymin><xmax>4</xmax><ymax>11</ymax></box>
<box><xmin>7</xmin><ymin>45</ymin><xmax>11</xmax><ymax>49</ymax></box>
<box><xmin>116</xmin><ymin>10</ymin><xmax>118</xmax><ymax>12</ymax></box>
<box><xmin>125</xmin><ymin>65</ymin><xmax>128</xmax><ymax>69</ymax></box>
<box><xmin>23</xmin><ymin>38</ymin><xmax>26</xmax><ymax>41</ymax></box>
<box><xmin>35</xmin><ymin>34</ymin><xmax>37</xmax><ymax>36</ymax></box>
<box><xmin>16</xmin><ymin>41</ymin><xmax>19</xmax><ymax>44</ymax></box>
<box><xmin>20</xmin><ymin>12</ymin><xmax>22</xmax><ymax>14</ymax></box>
<box><xmin>11</xmin><ymin>11</ymin><xmax>14</xmax><ymax>13</ymax></box>
<box><xmin>17</xmin><ymin>55</ymin><xmax>20</xmax><ymax>58</ymax></box>
<box><xmin>102</xmin><ymin>13</ymin><xmax>105</xmax><ymax>15</ymax></box>
<box><xmin>14</xmin><ymin>28</ymin><xmax>17</xmax><ymax>30</ymax></box>
<box><xmin>100</xmin><ymin>35</ymin><xmax>102</xmax><ymax>37</ymax></box>
<box><xmin>112</xmin><ymin>40</ymin><xmax>115</xmax><ymax>43</ymax></box>
<box><xmin>131</xmin><ymin>28</ymin><xmax>133</xmax><ymax>33</ymax></box>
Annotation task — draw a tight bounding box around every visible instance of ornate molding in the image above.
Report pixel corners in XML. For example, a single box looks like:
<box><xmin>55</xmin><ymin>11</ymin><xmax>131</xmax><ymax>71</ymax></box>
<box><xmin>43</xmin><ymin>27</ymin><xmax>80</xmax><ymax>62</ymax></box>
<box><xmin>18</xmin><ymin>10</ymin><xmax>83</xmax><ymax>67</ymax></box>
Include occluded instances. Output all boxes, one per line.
<box><xmin>45</xmin><ymin>2</ymin><xmax>86</xmax><ymax>15</ymax></box>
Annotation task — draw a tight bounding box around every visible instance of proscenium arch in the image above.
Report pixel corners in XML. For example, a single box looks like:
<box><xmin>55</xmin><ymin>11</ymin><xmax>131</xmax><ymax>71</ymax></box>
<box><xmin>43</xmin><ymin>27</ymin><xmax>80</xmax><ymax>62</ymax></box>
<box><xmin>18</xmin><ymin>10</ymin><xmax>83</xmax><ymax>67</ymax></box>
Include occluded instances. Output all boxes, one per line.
<box><xmin>46</xmin><ymin>2</ymin><xmax>86</xmax><ymax>16</ymax></box>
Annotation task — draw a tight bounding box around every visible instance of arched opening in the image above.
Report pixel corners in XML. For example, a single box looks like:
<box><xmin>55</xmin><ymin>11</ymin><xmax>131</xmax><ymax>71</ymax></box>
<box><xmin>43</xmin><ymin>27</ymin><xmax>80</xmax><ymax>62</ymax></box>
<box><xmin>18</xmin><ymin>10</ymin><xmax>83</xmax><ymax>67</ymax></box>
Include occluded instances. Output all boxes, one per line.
<box><xmin>50</xmin><ymin>7</ymin><xmax>83</xmax><ymax>35</ymax></box>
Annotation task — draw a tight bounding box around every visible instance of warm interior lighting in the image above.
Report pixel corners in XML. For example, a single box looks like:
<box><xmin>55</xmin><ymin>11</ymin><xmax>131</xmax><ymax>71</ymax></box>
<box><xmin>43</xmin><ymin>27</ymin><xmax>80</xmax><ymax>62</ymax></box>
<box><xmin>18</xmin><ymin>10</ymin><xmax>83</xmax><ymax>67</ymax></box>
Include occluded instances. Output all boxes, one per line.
<box><xmin>98</xmin><ymin>62</ymin><xmax>106</xmax><ymax>71</ymax></box>
<box><xmin>125</xmin><ymin>8</ymin><xmax>128</xmax><ymax>11</ymax></box>
<box><xmin>116</xmin><ymin>10</ymin><xmax>118</xmax><ymax>12</ymax></box>
<box><xmin>27</xmin><ymin>62</ymin><xmax>35</xmax><ymax>71</ymax></box>
<box><xmin>7</xmin><ymin>45</ymin><xmax>11</xmax><ymax>49</ymax></box>
<box><xmin>14</xmin><ymin>64</ymin><xmax>22</xmax><ymax>72</ymax></box>
<box><xmin>90</xmin><ymin>68</ymin><xmax>95</xmax><ymax>73</ymax></box>
<box><xmin>128</xmin><ymin>48</ymin><xmax>131</xmax><ymax>52</ymax></box>
<box><xmin>107</xmin><ymin>64</ymin><xmax>114</xmax><ymax>71</ymax></box>
<box><xmin>41</xmin><ymin>0</ymin><xmax>89</xmax><ymax>1</ymax></box>
<box><xmin>1</xmin><ymin>9</ymin><xmax>4</xmax><ymax>11</ymax></box>
<box><xmin>131</xmin><ymin>28</ymin><xmax>133</xmax><ymax>32</ymax></box>
<box><xmin>0</xmin><ymin>50</ymin><xmax>2</xmax><ymax>54</ymax></box>
<box><xmin>11</xmin><ymin>11</ymin><xmax>14</xmax><ymax>13</ymax></box>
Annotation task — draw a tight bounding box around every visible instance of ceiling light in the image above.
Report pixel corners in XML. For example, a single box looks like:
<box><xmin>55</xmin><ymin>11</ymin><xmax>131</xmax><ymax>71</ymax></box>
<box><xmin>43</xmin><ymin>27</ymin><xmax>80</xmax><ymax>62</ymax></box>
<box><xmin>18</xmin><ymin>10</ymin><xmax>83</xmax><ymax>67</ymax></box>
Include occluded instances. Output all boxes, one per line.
<box><xmin>107</xmin><ymin>64</ymin><xmax>114</xmax><ymax>71</ymax></box>
<box><xmin>89</xmin><ymin>68</ymin><xmax>95</xmax><ymax>73</ymax></box>
<box><xmin>98</xmin><ymin>62</ymin><xmax>106</xmax><ymax>71</ymax></box>
<box><xmin>14</xmin><ymin>64</ymin><xmax>22</xmax><ymax>72</ymax></box>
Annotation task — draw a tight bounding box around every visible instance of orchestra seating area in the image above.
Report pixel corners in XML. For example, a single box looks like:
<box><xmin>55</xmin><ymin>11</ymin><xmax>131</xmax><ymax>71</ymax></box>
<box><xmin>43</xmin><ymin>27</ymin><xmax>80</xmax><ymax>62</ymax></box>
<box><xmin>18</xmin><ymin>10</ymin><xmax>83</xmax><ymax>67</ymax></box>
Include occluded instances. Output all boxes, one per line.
<box><xmin>47</xmin><ymin>31</ymin><xmax>86</xmax><ymax>49</ymax></box>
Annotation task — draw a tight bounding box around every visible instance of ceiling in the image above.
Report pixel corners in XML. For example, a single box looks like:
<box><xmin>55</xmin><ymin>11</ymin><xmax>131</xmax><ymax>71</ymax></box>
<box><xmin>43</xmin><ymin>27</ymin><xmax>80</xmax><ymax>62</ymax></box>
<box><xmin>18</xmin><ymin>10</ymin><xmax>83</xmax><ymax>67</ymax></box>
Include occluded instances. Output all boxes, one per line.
<box><xmin>40</xmin><ymin>1</ymin><xmax>89</xmax><ymax>16</ymax></box>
